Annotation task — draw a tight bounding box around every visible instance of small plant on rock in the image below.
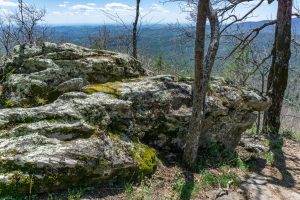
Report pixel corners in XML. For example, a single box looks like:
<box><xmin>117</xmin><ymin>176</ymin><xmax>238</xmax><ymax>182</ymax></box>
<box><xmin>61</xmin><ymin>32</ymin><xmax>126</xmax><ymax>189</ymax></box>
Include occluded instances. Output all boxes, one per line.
<box><xmin>35</xmin><ymin>96</ymin><xmax>47</xmax><ymax>106</ymax></box>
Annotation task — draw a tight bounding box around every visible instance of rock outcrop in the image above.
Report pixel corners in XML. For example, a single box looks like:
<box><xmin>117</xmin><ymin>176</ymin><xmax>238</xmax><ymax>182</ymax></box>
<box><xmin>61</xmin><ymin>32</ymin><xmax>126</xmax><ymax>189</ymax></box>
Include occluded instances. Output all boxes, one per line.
<box><xmin>0</xmin><ymin>92</ymin><xmax>156</xmax><ymax>196</ymax></box>
<box><xmin>0</xmin><ymin>43</ymin><xmax>144</xmax><ymax>106</ymax></box>
<box><xmin>82</xmin><ymin>75</ymin><xmax>270</xmax><ymax>150</ymax></box>
<box><xmin>0</xmin><ymin>43</ymin><xmax>270</xmax><ymax>196</ymax></box>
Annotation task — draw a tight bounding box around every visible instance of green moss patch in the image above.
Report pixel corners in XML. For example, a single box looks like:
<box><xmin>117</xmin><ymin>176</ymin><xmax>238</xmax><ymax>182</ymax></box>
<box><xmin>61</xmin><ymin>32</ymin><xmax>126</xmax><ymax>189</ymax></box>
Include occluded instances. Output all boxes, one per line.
<box><xmin>131</xmin><ymin>142</ymin><xmax>157</xmax><ymax>175</ymax></box>
<box><xmin>4</xmin><ymin>99</ymin><xmax>15</xmax><ymax>108</ymax></box>
<box><xmin>82</xmin><ymin>82</ymin><xmax>122</xmax><ymax>97</ymax></box>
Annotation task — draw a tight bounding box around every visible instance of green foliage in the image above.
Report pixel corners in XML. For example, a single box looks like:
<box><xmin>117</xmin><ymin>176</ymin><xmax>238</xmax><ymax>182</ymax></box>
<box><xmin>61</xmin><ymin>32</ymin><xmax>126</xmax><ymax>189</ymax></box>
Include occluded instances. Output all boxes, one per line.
<box><xmin>279</xmin><ymin>129</ymin><xmax>300</xmax><ymax>142</ymax></box>
<box><xmin>200</xmin><ymin>167</ymin><xmax>240</xmax><ymax>188</ymax></box>
<box><xmin>173</xmin><ymin>171</ymin><xmax>200</xmax><ymax>200</ymax></box>
<box><xmin>124</xmin><ymin>179</ymin><xmax>154</xmax><ymax>200</ymax></box>
<box><xmin>173</xmin><ymin>167</ymin><xmax>240</xmax><ymax>199</ymax></box>
<box><xmin>172</xmin><ymin>142</ymin><xmax>243</xmax><ymax>199</ymax></box>
<box><xmin>47</xmin><ymin>193</ymin><xmax>57</xmax><ymax>200</ymax></box>
<box><xmin>236</xmin><ymin>157</ymin><xmax>248</xmax><ymax>171</ymax></box>
<box><xmin>262</xmin><ymin>152</ymin><xmax>275</xmax><ymax>164</ymax></box>
<box><xmin>1</xmin><ymin>68</ymin><xmax>16</xmax><ymax>82</ymax></box>
<box><xmin>244</xmin><ymin>126</ymin><xmax>258</xmax><ymax>136</ymax></box>
<box><xmin>136</xmin><ymin>180</ymin><xmax>153</xmax><ymax>200</ymax></box>
<box><xmin>154</xmin><ymin>54</ymin><xmax>170</xmax><ymax>72</ymax></box>
<box><xmin>4</xmin><ymin>99</ymin><xmax>15</xmax><ymax>108</ymax></box>
<box><xmin>35</xmin><ymin>96</ymin><xmax>47</xmax><ymax>106</ymax></box>
<box><xmin>0</xmin><ymin>195</ymin><xmax>37</xmax><ymax>200</ymax></box>
<box><xmin>67</xmin><ymin>188</ymin><xmax>83</xmax><ymax>200</ymax></box>
<box><xmin>125</xmin><ymin>183</ymin><xmax>134</xmax><ymax>200</ymax></box>
<box><xmin>197</xmin><ymin>143</ymin><xmax>239</xmax><ymax>169</ymax></box>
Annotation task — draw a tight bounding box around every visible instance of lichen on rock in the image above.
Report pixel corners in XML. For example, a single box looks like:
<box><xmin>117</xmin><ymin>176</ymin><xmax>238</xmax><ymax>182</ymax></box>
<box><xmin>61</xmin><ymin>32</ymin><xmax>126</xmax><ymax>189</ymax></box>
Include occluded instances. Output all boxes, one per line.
<box><xmin>0</xmin><ymin>42</ymin><xmax>144</xmax><ymax>107</ymax></box>
<box><xmin>0</xmin><ymin>43</ymin><xmax>271</xmax><ymax>196</ymax></box>
<box><xmin>0</xmin><ymin>92</ymin><xmax>156</xmax><ymax>196</ymax></box>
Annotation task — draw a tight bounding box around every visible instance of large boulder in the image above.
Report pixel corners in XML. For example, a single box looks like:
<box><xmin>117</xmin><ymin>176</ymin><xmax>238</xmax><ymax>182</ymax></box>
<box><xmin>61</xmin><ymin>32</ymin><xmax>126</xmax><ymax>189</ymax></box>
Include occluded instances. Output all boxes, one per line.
<box><xmin>0</xmin><ymin>75</ymin><xmax>270</xmax><ymax>196</ymax></box>
<box><xmin>0</xmin><ymin>92</ymin><xmax>156</xmax><ymax>196</ymax></box>
<box><xmin>0</xmin><ymin>43</ymin><xmax>270</xmax><ymax>196</ymax></box>
<box><xmin>0</xmin><ymin>43</ymin><xmax>144</xmax><ymax>106</ymax></box>
<box><xmin>82</xmin><ymin>75</ymin><xmax>270</xmax><ymax>150</ymax></box>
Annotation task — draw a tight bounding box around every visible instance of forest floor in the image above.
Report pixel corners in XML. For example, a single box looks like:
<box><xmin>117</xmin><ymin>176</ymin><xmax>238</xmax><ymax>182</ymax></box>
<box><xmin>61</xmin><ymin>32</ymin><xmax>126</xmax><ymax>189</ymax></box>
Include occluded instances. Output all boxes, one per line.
<box><xmin>34</xmin><ymin>133</ymin><xmax>300</xmax><ymax>200</ymax></box>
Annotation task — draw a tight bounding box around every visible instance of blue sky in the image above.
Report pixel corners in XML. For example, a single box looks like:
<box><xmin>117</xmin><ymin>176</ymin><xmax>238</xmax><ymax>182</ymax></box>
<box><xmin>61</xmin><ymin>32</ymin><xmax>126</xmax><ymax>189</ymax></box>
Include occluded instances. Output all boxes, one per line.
<box><xmin>0</xmin><ymin>0</ymin><xmax>295</xmax><ymax>25</ymax></box>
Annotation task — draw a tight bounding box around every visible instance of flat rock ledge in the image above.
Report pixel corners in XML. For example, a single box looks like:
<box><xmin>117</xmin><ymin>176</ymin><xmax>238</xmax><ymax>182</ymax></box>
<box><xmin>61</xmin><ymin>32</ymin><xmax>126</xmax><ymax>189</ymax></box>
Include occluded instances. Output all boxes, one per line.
<box><xmin>0</xmin><ymin>43</ymin><xmax>270</xmax><ymax>196</ymax></box>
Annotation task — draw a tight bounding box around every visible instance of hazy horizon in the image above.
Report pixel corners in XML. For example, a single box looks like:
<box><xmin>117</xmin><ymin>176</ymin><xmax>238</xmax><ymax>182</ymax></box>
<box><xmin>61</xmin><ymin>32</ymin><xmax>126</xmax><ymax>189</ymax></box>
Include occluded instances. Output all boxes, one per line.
<box><xmin>1</xmin><ymin>0</ymin><xmax>295</xmax><ymax>24</ymax></box>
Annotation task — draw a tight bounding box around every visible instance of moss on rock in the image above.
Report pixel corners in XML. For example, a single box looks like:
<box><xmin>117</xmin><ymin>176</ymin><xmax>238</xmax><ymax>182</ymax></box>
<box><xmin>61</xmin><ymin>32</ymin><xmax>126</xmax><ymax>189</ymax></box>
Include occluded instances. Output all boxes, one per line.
<box><xmin>83</xmin><ymin>82</ymin><xmax>122</xmax><ymax>97</ymax></box>
<box><xmin>131</xmin><ymin>142</ymin><xmax>157</xmax><ymax>175</ymax></box>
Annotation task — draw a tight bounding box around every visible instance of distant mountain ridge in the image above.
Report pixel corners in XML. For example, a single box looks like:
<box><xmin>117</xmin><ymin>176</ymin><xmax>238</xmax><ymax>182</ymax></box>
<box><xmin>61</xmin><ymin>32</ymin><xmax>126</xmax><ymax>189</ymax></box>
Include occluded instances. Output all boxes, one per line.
<box><xmin>50</xmin><ymin>18</ymin><xmax>300</xmax><ymax>33</ymax></box>
<box><xmin>46</xmin><ymin>18</ymin><xmax>299</xmax><ymax>74</ymax></box>
<box><xmin>232</xmin><ymin>18</ymin><xmax>300</xmax><ymax>33</ymax></box>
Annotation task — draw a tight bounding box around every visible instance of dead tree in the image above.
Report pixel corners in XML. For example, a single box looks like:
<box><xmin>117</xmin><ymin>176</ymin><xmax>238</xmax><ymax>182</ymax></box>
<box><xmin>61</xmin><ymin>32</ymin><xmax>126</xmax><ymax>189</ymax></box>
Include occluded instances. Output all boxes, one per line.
<box><xmin>132</xmin><ymin>0</ymin><xmax>141</xmax><ymax>59</ymax></box>
<box><xmin>0</xmin><ymin>0</ymin><xmax>48</xmax><ymax>55</ymax></box>
<box><xmin>102</xmin><ymin>0</ymin><xmax>143</xmax><ymax>59</ymax></box>
<box><xmin>12</xmin><ymin>0</ymin><xmax>46</xmax><ymax>44</ymax></box>
<box><xmin>87</xmin><ymin>25</ymin><xmax>111</xmax><ymax>50</ymax></box>
<box><xmin>263</xmin><ymin>0</ymin><xmax>293</xmax><ymax>135</ymax></box>
<box><xmin>0</xmin><ymin>18</ymin><xmax>15</xmax><ymax>55</ymax></box>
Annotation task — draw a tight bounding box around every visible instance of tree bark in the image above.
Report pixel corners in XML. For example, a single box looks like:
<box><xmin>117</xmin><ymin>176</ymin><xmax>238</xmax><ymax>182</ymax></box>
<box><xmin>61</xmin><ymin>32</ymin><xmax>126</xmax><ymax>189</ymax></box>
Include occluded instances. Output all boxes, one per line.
<box><xmin>257</xmin><ymin>73</ymin><xmax>265</xmax><ymax>134</ymax></box>
<box><xmin>202</xmin><ymin>3</ymin><xmax>220</xmax><ymax>110</ymax></box>
<box><xmin>132</xmin><ymin>0</ymin><xmax>140</xmax><ymax>59</ymax></box>
<box><xmin>182</xmin><ymin>0</ymin><xmax>209</xmax><ymax>170</ymax></box>
<box><xmin>263</xmin><ymin>0</ymin><xmax>292</xmax><ymax>135</ymax></box>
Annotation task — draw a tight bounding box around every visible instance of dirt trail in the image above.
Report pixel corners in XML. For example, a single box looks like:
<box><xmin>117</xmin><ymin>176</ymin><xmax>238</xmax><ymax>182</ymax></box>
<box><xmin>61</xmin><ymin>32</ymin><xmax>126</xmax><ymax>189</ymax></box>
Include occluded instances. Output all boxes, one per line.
<box><xmin>242</xmin><ymin>139</ymin><xmax>300</xmax><ymax>200</ymax></box>
<box><xmin>211</xmin><ymin>139</ymin><xmax>300</xmax><ymax>200</ymax></box>
<box><xmin>38</xmin><ymin>138</ymin><xmax>300</xmax><ymax>200</ymax></box>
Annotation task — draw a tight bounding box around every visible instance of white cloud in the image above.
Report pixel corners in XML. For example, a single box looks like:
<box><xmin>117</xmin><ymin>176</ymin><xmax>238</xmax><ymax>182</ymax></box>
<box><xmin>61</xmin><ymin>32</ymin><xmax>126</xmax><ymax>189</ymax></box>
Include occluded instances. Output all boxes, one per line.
<box><xmin>68</xmin><ymin>3</ymin><xmax>99</xmax><ymax>16</ymax></box>
<box><xmin>58</xmin><ymin>1</ymin><xmax>70</xmax><ymax>8</ymax></box>
<box><xmin>150</xmin><ymin>4</ymin><xmax>169</xmax><ymax>13</ymax></box>
<box><xmin>247</xmin><ymin>0</ymin><xmax>269</xmax><ymax>6</ymax></box>
<box><xmin>87</xmin><ymin>3</ymin><xmax>96</xmax><ymax>7</ymax></box>
<box><xmin>47</xmin><ymin>1</ymin><xmax>189</xmax><ymax>24</ymax></box>
<box><xmin>70</xmin><ymin>4</ymin><xmax>96</xmax><ymax>11</ymax></box>
<box><xmin>59</xmin><ymin>4</ymin><xmax>67</xmax><ymax>8</ymax></box>
<box><xmin>0</xmin><ymin>0</ymin><xmax>17</xmax><ymax>7</ymax></box>
<box><xmin>100</xmin><ymin>3</ymin><xmax>135</xmax><ymax>12</ymax></box>
<box><xmin>51</xmin><ymin>11</ymin><xmax>61</xmax><ymax>15</ymax></box>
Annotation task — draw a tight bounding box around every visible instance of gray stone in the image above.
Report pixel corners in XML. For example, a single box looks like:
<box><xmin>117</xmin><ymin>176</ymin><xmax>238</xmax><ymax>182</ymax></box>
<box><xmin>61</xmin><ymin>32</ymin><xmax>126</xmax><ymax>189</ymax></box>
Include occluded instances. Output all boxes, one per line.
<box><xmin>0</xmin><ymin>42</ymin><xmax>144</xmax><ymax>106</ymax></box>
<box><xmin>56</xmin><ymin>78</ymin><xmax>85</xmax><ymax>93</ymax></box>
<box><xmin>0</xmin><ymin>74</ymin><xmax>270</xmax><ymax>195</ymax></box>
<box><xmin>0</xmin><ymin>42</ymin><xmax>271</xmax><ymax>196</ymax></box>
<box><xmin>0</xmin><ymin>92</ymin><xmax>157</xmax><ymax>196</ymax></box>
<box><xmin>82</xmin><ymin>75</ymin><xmax>270</xmax><ymax>150</ymax></box>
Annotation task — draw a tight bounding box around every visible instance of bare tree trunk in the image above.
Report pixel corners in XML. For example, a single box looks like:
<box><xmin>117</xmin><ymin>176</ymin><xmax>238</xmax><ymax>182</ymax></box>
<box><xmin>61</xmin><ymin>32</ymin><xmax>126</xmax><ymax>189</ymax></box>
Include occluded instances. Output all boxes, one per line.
<box><xmin>202</xmin><ymin>3</ymin><xmax>220</xmax><ymax>110</ymax></box>
<box><xmin>132</xmin><ymin>0</ymin><xmax>140</xmax><ymax>59</ymax></box>
<box><xmin>257</xmin><ymin>73</ymin><xmax>265</xmax><ymax>134</ymax></box>
<box><xmin>19</xmin><ymin>0</ymin><xmax>24</xmax><ymax>24</ymax></box>
<box><xmin>263</xmin><ymin>0</ymin><xmax>292</xmax><ymax>135</ymax></box>
<box><xmin>182</xmin><ymin>0</ymin><xmax>209</xmax><ymax>170</ymax></box>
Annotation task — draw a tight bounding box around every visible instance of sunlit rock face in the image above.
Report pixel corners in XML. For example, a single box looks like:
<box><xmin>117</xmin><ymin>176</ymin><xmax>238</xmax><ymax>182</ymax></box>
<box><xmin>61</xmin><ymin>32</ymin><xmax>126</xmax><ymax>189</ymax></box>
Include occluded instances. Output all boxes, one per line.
<box><xmin>0</xmin><ymin>42</ymin><xmax>144</xmax><ymax>106</ymax></box>
<box><xmin>0</xmin><ymin>43</ymin><xmax>270</xmax><ymax>196</ymax></box>
<box><xmin>82</xmin><ymin>75</ymin><xmax>270</xmax><ymax>151</ymax></box>
<box><xmin>0</xmin><ymin>92</ymin><xmax>156</xmax><ymax>196</ymax></box>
